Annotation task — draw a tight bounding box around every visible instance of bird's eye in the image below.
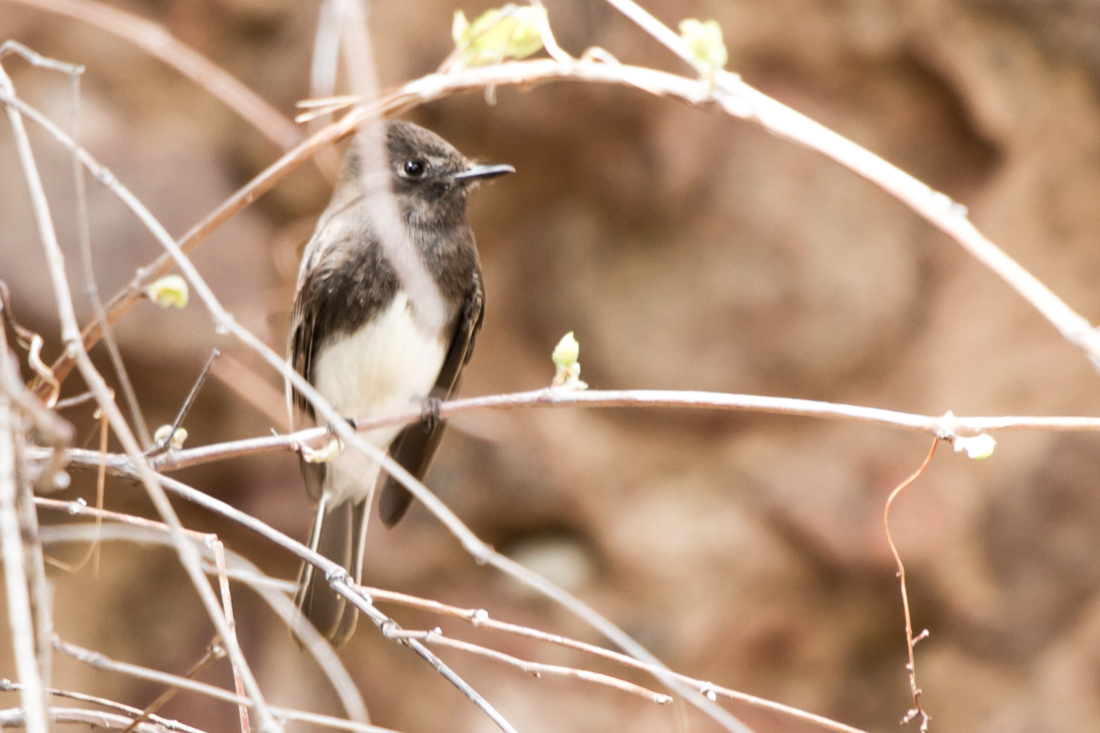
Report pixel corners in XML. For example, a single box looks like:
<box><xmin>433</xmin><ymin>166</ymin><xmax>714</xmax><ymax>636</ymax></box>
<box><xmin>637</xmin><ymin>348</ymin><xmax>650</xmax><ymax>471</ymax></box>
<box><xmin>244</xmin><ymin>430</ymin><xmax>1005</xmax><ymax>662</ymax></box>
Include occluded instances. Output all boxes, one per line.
<box><xmin>403</xmin><ymin>159</ymin><xmax>426</xmax><ymax>178</ymax></box>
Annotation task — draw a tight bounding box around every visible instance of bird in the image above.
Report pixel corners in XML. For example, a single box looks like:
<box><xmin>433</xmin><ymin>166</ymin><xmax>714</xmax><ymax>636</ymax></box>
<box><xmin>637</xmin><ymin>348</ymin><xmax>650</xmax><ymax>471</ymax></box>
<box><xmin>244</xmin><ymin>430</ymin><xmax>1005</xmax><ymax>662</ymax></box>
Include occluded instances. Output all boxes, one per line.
<box><xmin>287</xmin><ymin>120</ymin><xmax>513</xmax><ymax>646</ymax></box>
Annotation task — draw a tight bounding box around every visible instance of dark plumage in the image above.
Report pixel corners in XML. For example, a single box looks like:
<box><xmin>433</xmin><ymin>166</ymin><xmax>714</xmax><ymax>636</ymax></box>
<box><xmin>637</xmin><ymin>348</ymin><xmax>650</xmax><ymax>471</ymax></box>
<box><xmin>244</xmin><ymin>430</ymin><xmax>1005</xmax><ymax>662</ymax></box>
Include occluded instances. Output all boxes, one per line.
<box><xmin>288</xmin><ymin>120</ymin><xmax>512</xmax><ymax>646</ymax></box>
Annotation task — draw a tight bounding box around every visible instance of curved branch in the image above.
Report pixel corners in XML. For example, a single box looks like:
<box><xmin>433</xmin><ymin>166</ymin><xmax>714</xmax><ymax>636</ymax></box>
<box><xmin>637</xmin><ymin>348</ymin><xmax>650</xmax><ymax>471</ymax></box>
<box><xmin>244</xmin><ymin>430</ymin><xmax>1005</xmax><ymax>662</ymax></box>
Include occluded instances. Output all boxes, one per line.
<box><xmin>27</xmin><ymin>387</ymin><xmax>1098</xmax><ymax>477</ymax></box>
<box><xmin>3</xmin><ymin>0</ymin><xmax>301</xmax><ymax>150</ymax></box>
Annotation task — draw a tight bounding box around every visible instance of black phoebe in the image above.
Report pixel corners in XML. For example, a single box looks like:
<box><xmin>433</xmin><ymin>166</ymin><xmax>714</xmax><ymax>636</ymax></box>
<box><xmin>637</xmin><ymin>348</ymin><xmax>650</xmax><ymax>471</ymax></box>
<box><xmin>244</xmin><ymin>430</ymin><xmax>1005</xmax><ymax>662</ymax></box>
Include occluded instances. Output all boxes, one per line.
<box><xmin>288</xmin><ymin>120</ymin><xmax>513</xmax><ymax>646</ymax></box>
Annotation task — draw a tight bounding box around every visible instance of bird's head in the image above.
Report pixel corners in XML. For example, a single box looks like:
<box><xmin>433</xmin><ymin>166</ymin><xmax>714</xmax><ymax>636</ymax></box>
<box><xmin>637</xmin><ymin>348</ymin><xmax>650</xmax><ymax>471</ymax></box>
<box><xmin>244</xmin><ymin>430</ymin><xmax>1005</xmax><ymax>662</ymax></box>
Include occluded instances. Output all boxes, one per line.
<box><xmin>337</xmin><ymin>120</ymin><xmax>513</xmax><ymax>228</ymax></box>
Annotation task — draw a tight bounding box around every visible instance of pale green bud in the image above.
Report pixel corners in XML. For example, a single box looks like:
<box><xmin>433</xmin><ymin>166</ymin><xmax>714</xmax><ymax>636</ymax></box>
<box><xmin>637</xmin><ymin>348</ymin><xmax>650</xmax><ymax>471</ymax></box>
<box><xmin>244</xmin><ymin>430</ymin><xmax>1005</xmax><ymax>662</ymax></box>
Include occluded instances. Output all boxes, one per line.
<box><xmin>953</xmin><ymin>433</ymin><xmax>996</xmax><ymax>460</ymax></box>
<box><xmin>154</xmin><ymin>424</ymin><xmax>188</xmax><ymax>450</ymax></box>
<box><xmin>453</xmin><ymin>5</ymin><xmax>545</xmax><ymax>68</ymax></box>
<box><xmin>146</xmin><ymin>275</ymin><xmax>189</xmax><ymax>309</ymax></box>
<box><xmin>552</xmin><ymin>331</ymin><xmax>587</xmax><ymax>390</ymax></box>
<box><xmin>678</xmin><ymin>19</ymin><xmax>728</xmax><ymax>75</ymax></box>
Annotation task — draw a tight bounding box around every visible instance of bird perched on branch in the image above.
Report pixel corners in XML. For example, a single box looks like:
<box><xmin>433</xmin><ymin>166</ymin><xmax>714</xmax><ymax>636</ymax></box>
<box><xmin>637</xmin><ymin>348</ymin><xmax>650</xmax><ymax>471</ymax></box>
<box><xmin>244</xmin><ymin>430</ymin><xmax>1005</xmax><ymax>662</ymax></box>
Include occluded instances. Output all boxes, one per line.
<box><xmin>288</xmin><ymin>120</ymin><xmax>513</xmax><ymax>646</ymax></box>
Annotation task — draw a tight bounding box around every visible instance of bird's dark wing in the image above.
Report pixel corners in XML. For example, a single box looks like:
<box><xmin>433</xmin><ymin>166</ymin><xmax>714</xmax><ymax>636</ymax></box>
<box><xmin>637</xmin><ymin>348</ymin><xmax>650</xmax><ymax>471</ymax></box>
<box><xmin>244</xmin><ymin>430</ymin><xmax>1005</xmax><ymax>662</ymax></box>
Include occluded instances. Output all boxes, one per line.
<box><xmin>289</xmin><ymin>220</ymin><xmax>396</xmax><ymax>504</ymax></box>
<box><xmin>288</xmin><ymin>264</ymin><xmax>328</xmax><ymax>505</ymax></box>
<box><xmin>378</xmin><ymin>274</ymin><xmax>484</xmax><ymax>527</ymax></box>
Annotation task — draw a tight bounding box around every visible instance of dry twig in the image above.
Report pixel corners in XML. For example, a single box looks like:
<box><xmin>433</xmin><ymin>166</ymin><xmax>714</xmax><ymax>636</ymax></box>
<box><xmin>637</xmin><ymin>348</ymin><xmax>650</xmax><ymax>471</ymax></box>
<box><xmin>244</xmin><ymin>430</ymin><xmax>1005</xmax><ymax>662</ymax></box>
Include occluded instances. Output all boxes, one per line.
<box><xmin>0</xmin><ymin>390</ymin><xmax>47</xmax><ymax>733</ymax></box>
<box><xmin>52</xmin><ymin>637</ymin><xmax>393</xmax><ymax>733</ymax></box>
<box><xmin>3</xmin><ymin>0</ymin><xmax>301</xmax><ymax>150</ymax></box>
<box><xmin>21</xmin><ymin>388</ymin><xmax>1095</xmax><ymax>482</ymax></box>
<box><xmin>212</xmin><ymin>541</ymin><xmax>252</xmax><ymax>733</ymax></box>
<box><xmin>118</xmin><ymin>640</ymin><xmax>226</xmax><ymax>733</ymax></box>
<box><xmin>34</xmin><ymin>499</ymin><xmax>370</xmax><ymax>726</ymax></box>
<box><xmin>1</xmin><ymin>680</ymin><xmax>207</xmax><ymax>733</ymax></box>
<box><xmin>883</xmin><ymin>439</ymin><xmax>940</xmax><ymax>731</ymax></box>
<box><xmin>0</xmin><ymin>706</ymin><xmax>189</xmax><ymax>732</ymax></box>
<box><xmin>38</xmin><ymin>472</ymin><xmax>866</xmax><ymax>733</ymax></box>
<box><xmin>0</xmin><ymin>40</ymin><xmax>152</xmax><ymax>448</ymax></box>
<box><xmin>7</xmin><ymin>2</ymin><xmax>1100</xmax><ymax>731</ymax></box>
<box><xmin>0</xmin><ymin>57</ymin><xmax>282</xmax><ymax>733</ymax></box>
<box><xmin>380</xmin><ymin>625</ymin><xmax>671</xmax><ymax>704</ymax></box>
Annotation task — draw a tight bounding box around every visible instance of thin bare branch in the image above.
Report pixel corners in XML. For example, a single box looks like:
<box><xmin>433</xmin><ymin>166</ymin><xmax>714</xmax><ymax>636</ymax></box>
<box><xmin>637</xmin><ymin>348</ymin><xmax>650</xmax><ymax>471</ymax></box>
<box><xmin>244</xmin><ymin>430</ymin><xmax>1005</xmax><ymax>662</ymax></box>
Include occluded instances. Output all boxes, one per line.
<box><xmin>0</xmin><ymin>66</ymin><xmax>510</xmax><ymax>733</ymax></box>
<box><xmin>0</xmin><ymin>40</ymin><xmax>152</xmax><ymax>447</ymax></box>
<box><xmin>28</xmin><ymin>388</ymin><xmax>1099</xmax><ymax>480</ymax></box>
<box><xmin>38</xmin><ymin>469</ymin><xmax>868</xmax><ymax>733</ymax></box>
<box><xmin>53</xmin><ymin>390</ymin><xmax>95</xmax><ymax>410</ymax></box>
<box><xmin>53</xmin><ymin>637</ymin><xmax>395</xmax><ymax>733</ymax></box>
<box><xmin>360</xmin><ymin>587</ymin><xmax>870</xmax><ymax>733</ymax></box>
<box><xmin>0</xmin><ymin>60</ymin><xmax>282</xmax><ymax>733</ymax></box>
<box><xmin>212</xmin><ymin>541</ymin><xmax>251</xmax><ymax>733</ymax></box>
<box><xmin>0</xmin><ymin>70</ymin><xmax>51</xmax><ymax>733</ymax></box>
<box><xmin>386</xmin><ymin>626</ymin><xmax>671</xmax><ymax>704</ymax></box>
<box><xmin>600</xmin><ymin>0</ymin><xmax>1100</xmax><ymax>369</ymax></box>
<box><xmin>148</xmin><ymin>349</ymin><xmax>219</xmax><ymax>456</ymax></box>
<box><xmin>119</xmin><ymin>640</ymin><xmax>226</xmax><ymax>733</ymax></box>
<box><xmin>27</xmin><ymin>32</ymin><xmax>1096</xmax><ymax>400</ymax></box>
<box><xmin>0</xmin><ymin>399</ymin><xmax>47</xmax><ymax>733</ymax></box>
<box><xmin>0</xmin><ymin>706</ymin><xmax>185</xmax><ymax>732</ymax></box>
<box><xmin>883</xmin><ymin>439</ymin><xmax>939</xmax><ymax>732</ymax></box>
<box><xmin>34</xmin><ymin>500</ymin><xmax>368</xmax><ymax>727</ymax></box>
<box><xmin>14</xmin><ymin>439</ymin><xmax>53</xmax><ymax>699</ymax></box>
<box><xmin>2</xmin><ymin>0</ymin><xmax>302</xmax><ymax>150</ymax></box>
<box><xmin>0</xmin><ymin>680</ymin><xmax>207</xmax><ymax>733</ymax></box>
<box><xmin>332</xmin><ymin>580</ymin><xmax>519</xmax><ymax>733</ymax></box>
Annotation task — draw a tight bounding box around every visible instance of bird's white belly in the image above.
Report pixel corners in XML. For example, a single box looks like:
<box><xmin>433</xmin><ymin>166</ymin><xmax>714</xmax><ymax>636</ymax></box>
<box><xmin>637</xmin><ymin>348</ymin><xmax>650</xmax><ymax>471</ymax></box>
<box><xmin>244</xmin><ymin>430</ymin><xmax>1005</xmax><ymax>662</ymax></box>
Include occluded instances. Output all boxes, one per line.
<box><xmin>312</xmin><ymin>291</ymin><xmax>448</xmax><ymax>503</ymax></box>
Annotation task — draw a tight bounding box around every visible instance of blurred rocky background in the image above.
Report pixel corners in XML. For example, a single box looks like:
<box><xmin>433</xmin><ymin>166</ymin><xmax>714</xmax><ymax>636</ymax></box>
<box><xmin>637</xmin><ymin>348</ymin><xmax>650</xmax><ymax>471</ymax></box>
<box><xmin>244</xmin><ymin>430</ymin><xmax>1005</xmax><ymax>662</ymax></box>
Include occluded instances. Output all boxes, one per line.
<box><xmin>4</xmin><ymin>0</ymin><xmax>1100</xmax><ymax>731</ymax></box>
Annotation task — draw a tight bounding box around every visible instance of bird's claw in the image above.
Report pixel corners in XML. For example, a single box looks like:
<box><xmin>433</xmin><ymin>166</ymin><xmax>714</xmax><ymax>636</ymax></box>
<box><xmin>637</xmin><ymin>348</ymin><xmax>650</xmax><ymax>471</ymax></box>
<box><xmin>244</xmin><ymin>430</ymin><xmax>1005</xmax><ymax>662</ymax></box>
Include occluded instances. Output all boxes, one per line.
<box><xmin>421</xmin><ymin>396</ymin><xmax>443</xmax><ymax>431</ymax></box>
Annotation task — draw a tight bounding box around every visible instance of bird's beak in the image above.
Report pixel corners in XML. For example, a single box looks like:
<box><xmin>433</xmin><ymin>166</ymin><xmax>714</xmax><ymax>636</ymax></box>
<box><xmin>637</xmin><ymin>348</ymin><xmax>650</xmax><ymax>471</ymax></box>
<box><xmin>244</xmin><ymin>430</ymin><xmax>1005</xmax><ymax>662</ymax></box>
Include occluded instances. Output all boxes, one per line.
<box><xmin>453</xmin><ymin>163</ymin><xmax>515</xmax><ymax>182</ymax></box>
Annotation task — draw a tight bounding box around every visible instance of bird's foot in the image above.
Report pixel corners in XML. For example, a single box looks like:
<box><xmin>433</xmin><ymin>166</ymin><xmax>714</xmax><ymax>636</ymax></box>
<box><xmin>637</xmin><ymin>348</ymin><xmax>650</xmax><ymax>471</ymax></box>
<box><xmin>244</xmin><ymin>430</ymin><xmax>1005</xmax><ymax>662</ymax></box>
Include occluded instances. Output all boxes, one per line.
<box><xmin>301</xmin><ymin>428</ymin><xmax>343</xmax><ymax>464</ymax></box>
<box><xmin>421</xmin><ymin>396</ymin><xmax>443</xmax><ymax>431</ymax></box>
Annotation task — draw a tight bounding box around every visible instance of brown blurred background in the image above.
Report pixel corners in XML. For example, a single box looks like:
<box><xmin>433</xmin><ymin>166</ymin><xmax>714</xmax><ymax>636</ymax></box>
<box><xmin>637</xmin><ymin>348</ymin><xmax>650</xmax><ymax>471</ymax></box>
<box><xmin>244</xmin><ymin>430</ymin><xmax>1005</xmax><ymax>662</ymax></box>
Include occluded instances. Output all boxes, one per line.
<box><xmin>5</xmin><ymin>0</ymin><xmax>1100</xmax><ymax>730</ymax></box>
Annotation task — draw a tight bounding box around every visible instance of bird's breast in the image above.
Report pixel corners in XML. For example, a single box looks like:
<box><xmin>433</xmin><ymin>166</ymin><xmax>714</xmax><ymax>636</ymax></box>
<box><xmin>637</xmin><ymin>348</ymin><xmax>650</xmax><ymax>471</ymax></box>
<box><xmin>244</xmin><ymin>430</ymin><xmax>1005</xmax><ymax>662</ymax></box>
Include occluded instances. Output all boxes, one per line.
<box><xmin>312</xmin><ymin>290</ymin><xmax>449</xmax><ymax>433</ymax></box>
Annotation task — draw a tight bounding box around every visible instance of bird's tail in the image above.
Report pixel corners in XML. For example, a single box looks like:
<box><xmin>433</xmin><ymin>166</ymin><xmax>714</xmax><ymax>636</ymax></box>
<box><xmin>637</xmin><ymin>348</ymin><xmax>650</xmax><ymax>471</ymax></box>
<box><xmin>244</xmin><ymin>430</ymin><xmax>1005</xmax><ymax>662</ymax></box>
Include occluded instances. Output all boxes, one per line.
<box><xmin>295</xmin><ymin>495</ymin><xmax>368</xmax><ymax>647</ymax></box>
